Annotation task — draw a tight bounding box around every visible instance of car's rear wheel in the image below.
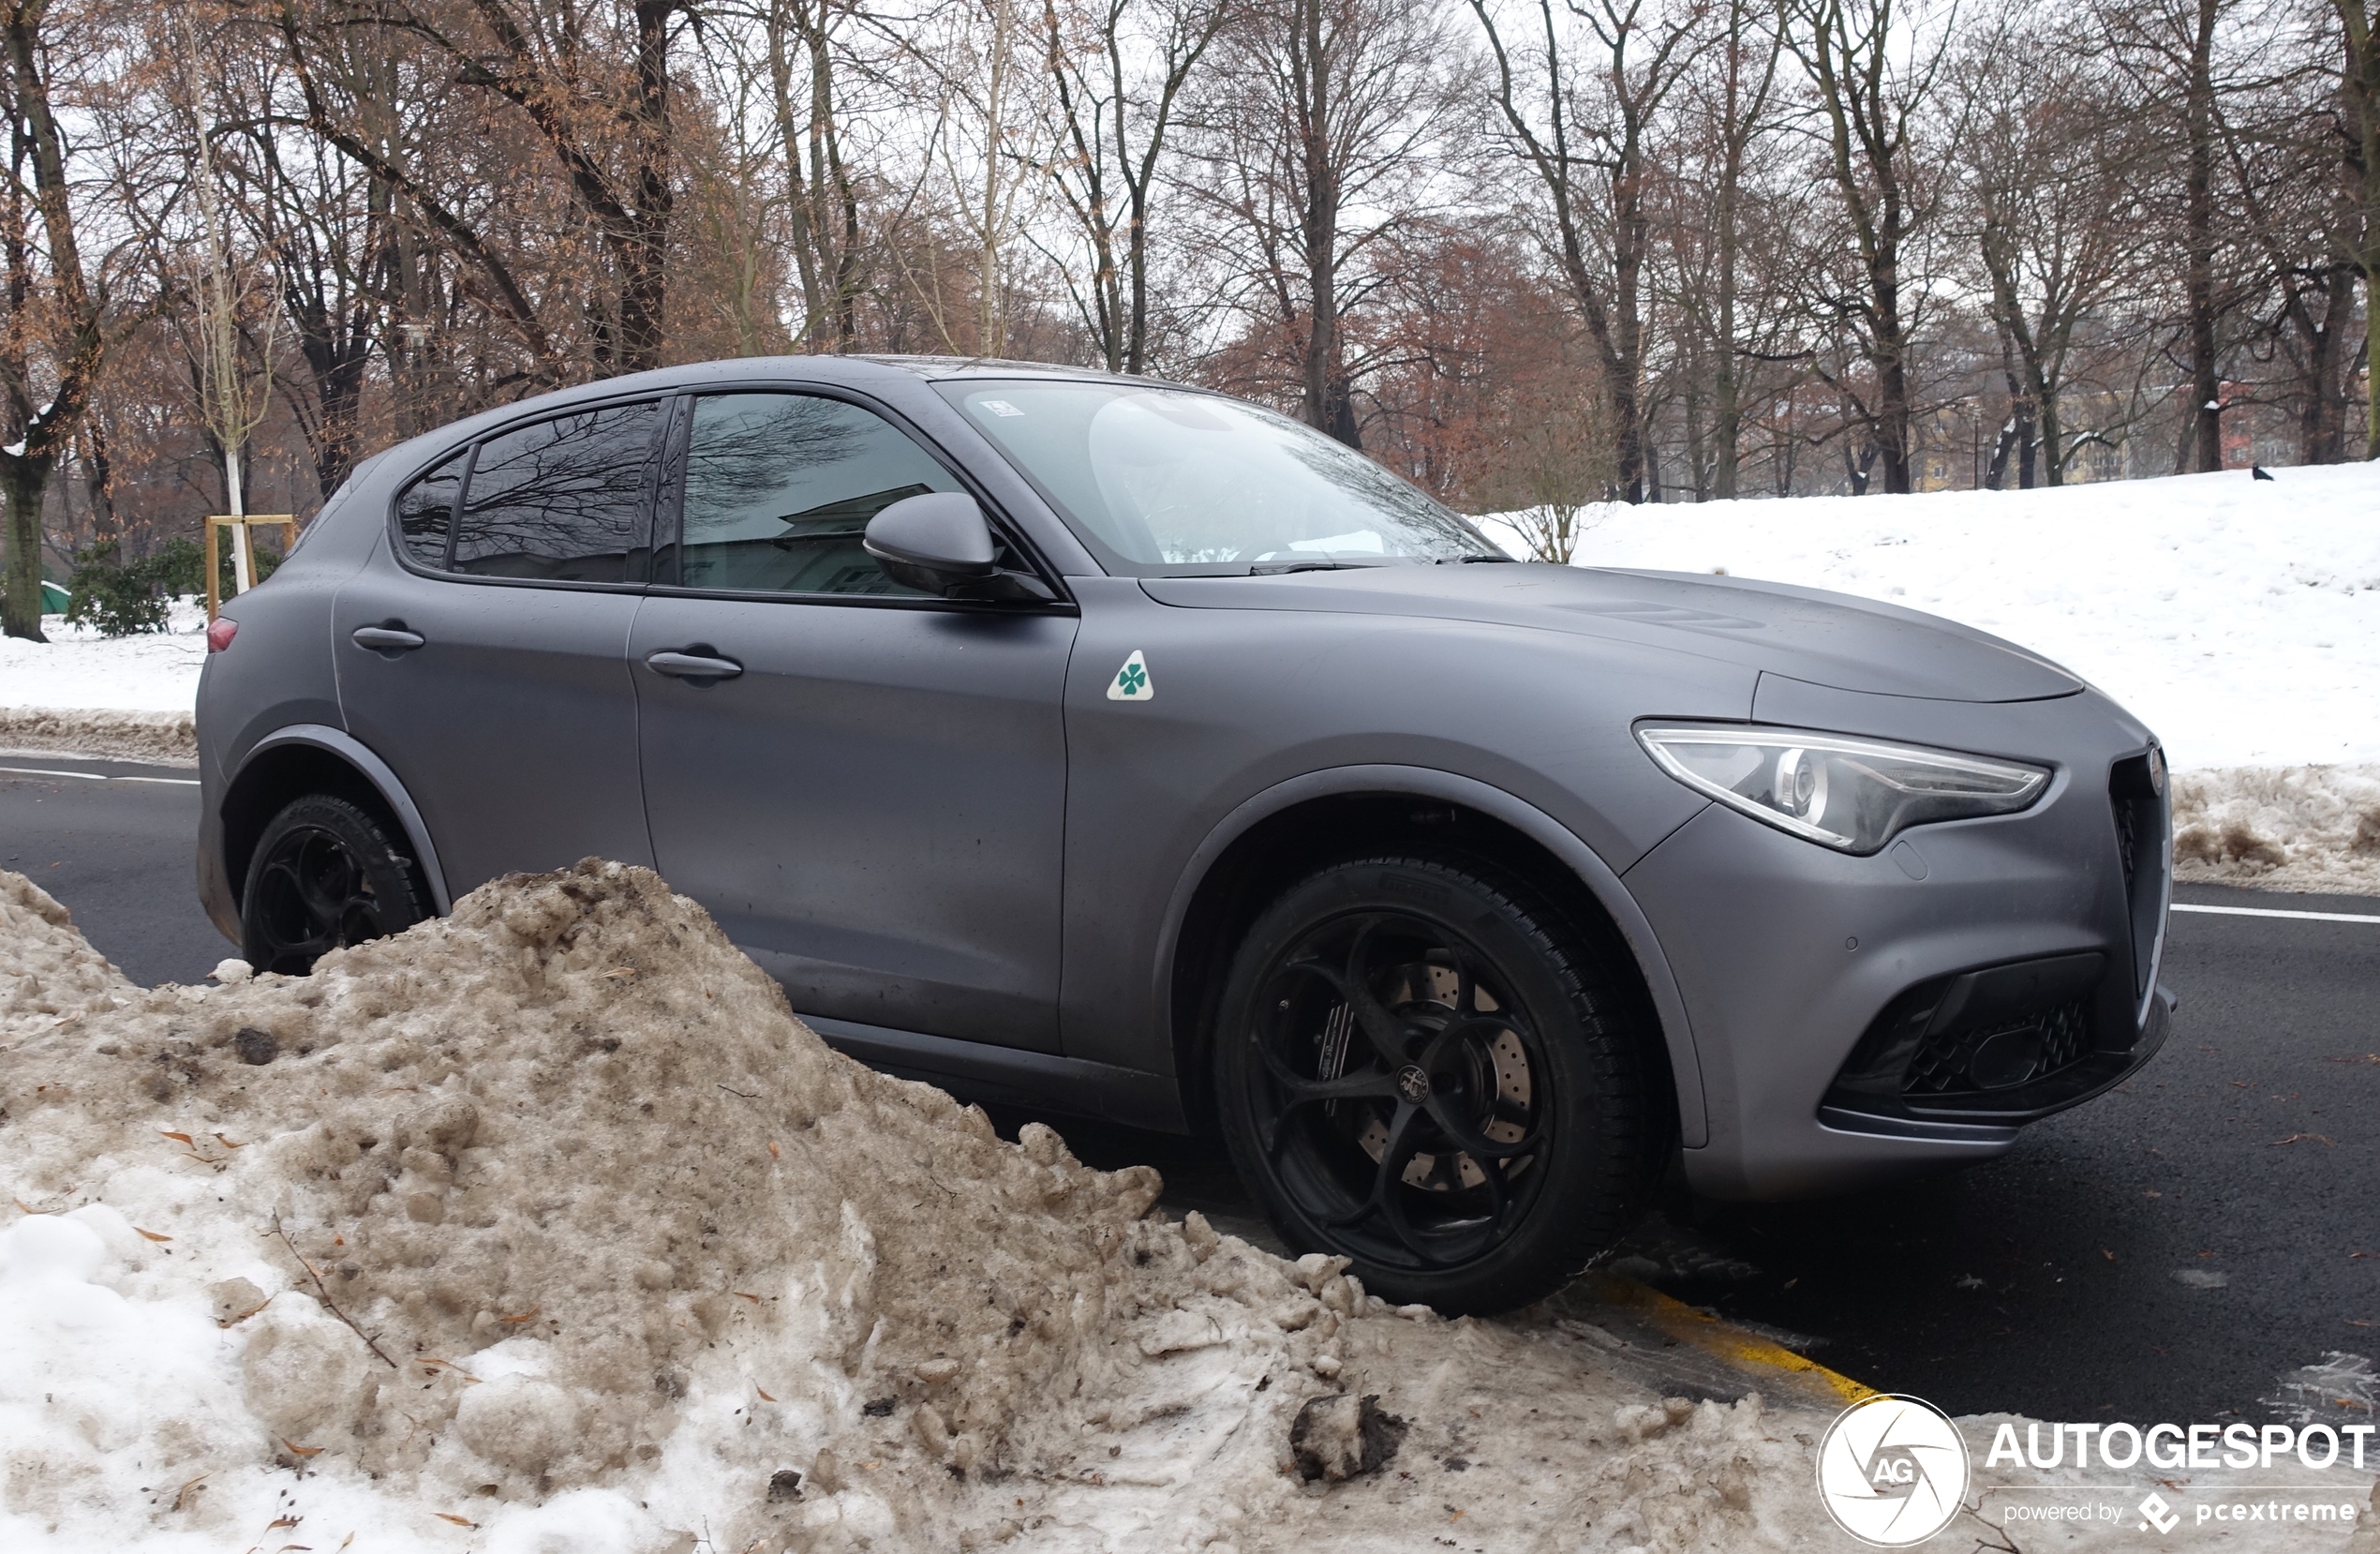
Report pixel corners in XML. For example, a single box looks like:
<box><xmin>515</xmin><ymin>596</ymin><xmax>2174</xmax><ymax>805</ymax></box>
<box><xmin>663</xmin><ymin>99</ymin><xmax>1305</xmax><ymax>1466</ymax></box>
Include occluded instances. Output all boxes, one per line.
<box><xmin>1213</xmin><ymin>856</ymin><xmax>1658</xmax><ymax>1314</ymax></box>
<box><xmin>240</xmin><ymin>794</ymin><xmax>427</xmax><ymax>975</ymax></box>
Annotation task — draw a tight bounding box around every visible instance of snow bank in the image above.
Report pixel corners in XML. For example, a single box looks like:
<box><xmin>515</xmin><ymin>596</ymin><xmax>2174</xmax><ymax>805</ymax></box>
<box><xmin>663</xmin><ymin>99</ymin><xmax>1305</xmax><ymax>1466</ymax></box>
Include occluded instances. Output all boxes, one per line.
<box><xmin>1481</xmin><ymin>464</ymin><xmax>2380</xmax><ymax>774</ymax></box>
<box><xmin>0</xmin><ymin>601</ymin><xmax>208</xmax><ymax>716</ymax></box>
<box><xmin>0</xmin><ymin>860</ymin><xmax>1855</xmax><ymax>1553</ymax></box>
<box><xmin>2172</xmin><ymin>763</ymin><xmax>2380</xmax><ymax>893</ymax></box>
<box><xmin>0</xmin><ymin>707</ymin><xmax>196</xmax><ymax>764</ymax></box>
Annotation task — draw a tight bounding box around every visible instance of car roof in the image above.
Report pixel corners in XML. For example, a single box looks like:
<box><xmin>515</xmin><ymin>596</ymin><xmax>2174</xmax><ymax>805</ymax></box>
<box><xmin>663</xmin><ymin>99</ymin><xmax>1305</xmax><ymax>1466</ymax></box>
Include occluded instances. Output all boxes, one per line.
<box><xmin>556</xmin><ymin>353</ymin><xmax>1190</xmax><ymax>400</ymax></box>
<box><xmin>352</xmin><ymin>353</ymin><xmax>1210</xmax><ymax>496</ymax></box>
<box><xmin>846</xmin><ymin>354</ymin><xmax>1192</xmax><ymax>389</ymax></box>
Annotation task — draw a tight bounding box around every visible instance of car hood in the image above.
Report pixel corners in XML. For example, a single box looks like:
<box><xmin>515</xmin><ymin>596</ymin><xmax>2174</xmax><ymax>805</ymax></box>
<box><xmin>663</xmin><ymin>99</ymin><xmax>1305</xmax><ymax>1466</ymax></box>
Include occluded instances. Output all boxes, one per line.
<box><xmin>1138</xmin><ymin>562</ymin><xmax>2082</xmax><ymax>704</ymax></box>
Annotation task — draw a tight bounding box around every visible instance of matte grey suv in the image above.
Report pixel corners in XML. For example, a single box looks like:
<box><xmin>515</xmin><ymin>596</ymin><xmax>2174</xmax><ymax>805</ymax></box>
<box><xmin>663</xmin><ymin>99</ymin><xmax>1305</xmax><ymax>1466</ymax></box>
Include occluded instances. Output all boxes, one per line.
<box><xmin>196</xmin><ymin>355</ymin><xmax>2172</xmax><ymax>1312</ymax></box>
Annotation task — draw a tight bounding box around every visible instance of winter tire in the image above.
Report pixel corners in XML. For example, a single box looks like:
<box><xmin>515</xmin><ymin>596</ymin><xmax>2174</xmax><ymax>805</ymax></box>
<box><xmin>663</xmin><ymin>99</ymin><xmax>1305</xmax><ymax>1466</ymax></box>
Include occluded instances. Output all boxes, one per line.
<box><xmin>240</xmin><ymin>794</ymin><xmax>428</xmax><ymax>975</ymax></box>
<box><xmin>1213</xmin><ymin>855</ymin><xmax>1658</xmax><ymax>1314</ymax></box>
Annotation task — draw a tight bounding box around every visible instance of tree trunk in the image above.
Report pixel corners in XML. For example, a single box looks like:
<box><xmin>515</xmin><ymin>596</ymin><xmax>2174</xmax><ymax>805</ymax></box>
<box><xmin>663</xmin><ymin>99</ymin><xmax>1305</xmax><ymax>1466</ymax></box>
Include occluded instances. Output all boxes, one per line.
<box><xmin>0</xmin><ymin>456</ymin><xmax>43</xmax><ymax>640</ymax></box>
<box><xmin>1713</xmin><ymin>134</ymin><xmax>1741</xmax><ymax>500</ymax></box>
<box><xmin>2</xmin><ymin>0</ymin><xmax>103</xmax><ymax>642</ymax></box>
<box><xmin>2181</xmin><ymin>0</ymin><xmax>2224</xmax><ymax>472</ymax></box>
<box><xmin>78</xmin><ymin>421</ymin><xmax>114</xmax><ymax>542</ymax></box>
<box><xmin>768</xmin><ymin>0</ymin><xmax>827</xmax><ymax>348</ymax></box>
<box><xmin>2337</xmin><ymin>0</ymin><xmax>2380</xmax><ymax>457</ymax></box>
<box><xmin>617</xmin><ymin>0</ymin><xmax>677</xmax><ymax>373</ymax></box>
<box><xmin>1292</xmin><ymin>0</ymin><xmax>1356</xmax><ymax>446</ymax></box>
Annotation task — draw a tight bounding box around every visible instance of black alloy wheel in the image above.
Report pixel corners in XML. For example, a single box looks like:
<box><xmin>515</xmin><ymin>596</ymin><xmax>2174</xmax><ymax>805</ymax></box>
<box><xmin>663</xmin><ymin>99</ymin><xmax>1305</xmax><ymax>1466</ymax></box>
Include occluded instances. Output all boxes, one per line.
<box><xmin>1214</xmin><ymin>856</ymin><xmax>1657</xmax><ymax>1314</ymax></box>
<box><xmin>240</xmin><ymin>794</ymin><xmax>428</xmax><ymax>975</ymax></box>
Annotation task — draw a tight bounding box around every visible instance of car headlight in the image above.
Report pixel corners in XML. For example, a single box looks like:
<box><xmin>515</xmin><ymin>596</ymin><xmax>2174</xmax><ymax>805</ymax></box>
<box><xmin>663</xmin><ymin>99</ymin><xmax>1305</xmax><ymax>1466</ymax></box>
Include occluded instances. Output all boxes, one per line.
<box><xmin>1634</xmin><ymin>724</ymin><xmax>2050</xmax><ymax>854</ymax></box>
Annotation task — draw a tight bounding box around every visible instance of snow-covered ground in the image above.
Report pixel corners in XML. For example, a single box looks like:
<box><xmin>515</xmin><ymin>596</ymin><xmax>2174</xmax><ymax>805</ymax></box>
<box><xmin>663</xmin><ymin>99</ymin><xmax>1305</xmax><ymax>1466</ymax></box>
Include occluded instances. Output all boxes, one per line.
<box><xmin>1479</xmin><ymin>463</ymin><xmax>2380</xmax><ymax>773</ymax></box>
<box><xmin>0</xmin><ymin>598</ymin><xmax>207</xmax><ymax>713</ymax></box>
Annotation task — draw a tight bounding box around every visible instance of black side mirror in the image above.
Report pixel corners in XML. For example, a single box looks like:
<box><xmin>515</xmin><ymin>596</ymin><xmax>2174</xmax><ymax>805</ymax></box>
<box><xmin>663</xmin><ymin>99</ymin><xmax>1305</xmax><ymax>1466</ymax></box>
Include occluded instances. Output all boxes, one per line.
<box><xmin>863</xmin><ymin>493</ymin><xmax>1049</xmax><ymax>602</ymax></box>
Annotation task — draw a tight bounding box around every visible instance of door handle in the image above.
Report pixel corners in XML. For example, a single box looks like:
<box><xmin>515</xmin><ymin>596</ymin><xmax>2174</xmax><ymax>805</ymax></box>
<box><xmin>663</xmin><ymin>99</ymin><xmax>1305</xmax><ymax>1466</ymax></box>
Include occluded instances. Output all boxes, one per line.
<box><xmin>351</xmin><ymin>625</ymin><xmax>426</xmax><ymax>652</ymax></box>
<box><xmin>645</xmin><ymin>649</ymin><xmax>744</xmax><ymax>681</ymax></box>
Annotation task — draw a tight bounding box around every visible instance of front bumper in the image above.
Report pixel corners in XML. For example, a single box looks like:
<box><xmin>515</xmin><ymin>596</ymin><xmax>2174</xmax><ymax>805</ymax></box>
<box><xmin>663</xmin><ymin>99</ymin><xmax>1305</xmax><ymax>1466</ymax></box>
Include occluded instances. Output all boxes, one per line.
<box><xmin>1621</xmin><ymin>684</ymin><xmax>2171</xmax><ymax>1200</ymax></box>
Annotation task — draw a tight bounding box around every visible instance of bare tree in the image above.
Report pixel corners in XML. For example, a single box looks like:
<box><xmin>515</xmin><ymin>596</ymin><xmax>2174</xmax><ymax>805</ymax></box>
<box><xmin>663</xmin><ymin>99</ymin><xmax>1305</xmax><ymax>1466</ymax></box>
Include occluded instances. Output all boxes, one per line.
<box><xmin>1950</xmin><ymin>7</ymin><xmax>2148</xmax><ymax>485</ymax></box>
<box><xmin>1</xmin><ymin>0</ymin><xmax>112</xmax><ymax>640</ymax></box>
<box><xmin>1703</xmin><ymin>0</ymin><xmax>1781</xmax><ymax>498</ymax></box>
<box><xmin>2209</xmin><ymin>22</ymin><xmax>2363</xmax><ymax>465</ymax></box>
<box><xmin>1783</xmin><ymin>0</ymin><xmax>1949</xmax><ymax>496</ymax></box>
<box><xmin>286</xmin><ymin>0</ymin><xmax>690</xmax><ymax>377</ymax></box>
<box><xmin>2101</xmin><ymin>0</ymin><xmax>2245</xmax><ymax>473</ymax></box>
<box><xmin>1037</xmin><ymin>0</ymin><xmax>1227</xmax><ymax>374</ymax></box>
<box><xmin>764</xmin><ymin>0</ymin><xmax>870</xmax><ymax>351</ymax></box>
<box><xmin>1473</xmin><ymin>0</ymin><xmax>1705</xmax><ymax>502</ymax></box>
<box><xmin>1188</xmin><ymin>0</ymin><xmax>1464</xmax><ymax>444</ymax></box>
<box><xmin>171</xmin><ymin>16</ymin><xmax>280</xmax><ymax>586</ymax></box>
<box><xmin>274</xmin><ymin>0</ymin><xmax>561</xmax><ymax>388</ymax></box>
<box><xmin>2334</xmin><ymin>0</ymin><xmax>2378</xmax><ymax>456</ymax></box>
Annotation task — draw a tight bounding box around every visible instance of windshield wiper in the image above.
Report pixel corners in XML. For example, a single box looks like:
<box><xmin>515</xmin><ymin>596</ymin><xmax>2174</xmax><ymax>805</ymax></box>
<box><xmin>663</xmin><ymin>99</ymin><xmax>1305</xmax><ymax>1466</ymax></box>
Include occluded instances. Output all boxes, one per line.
<box><xmin>1442</xmin><ymin>553</ymin><xmax>1517</xmax><ymax>564</ymax></box>
<box><xmin>1247</xmin><ymin>559</ymin><xmax>1384</xmax><ymax>575</ymax></box>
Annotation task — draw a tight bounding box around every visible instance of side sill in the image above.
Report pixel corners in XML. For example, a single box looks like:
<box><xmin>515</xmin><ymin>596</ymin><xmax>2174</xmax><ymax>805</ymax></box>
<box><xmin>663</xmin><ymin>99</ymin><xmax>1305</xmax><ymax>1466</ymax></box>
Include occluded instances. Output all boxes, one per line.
<box><xmin>800</xmin><ymin>1013</ymin><xmax>1190</xmax><ymax>1134</ymax></box>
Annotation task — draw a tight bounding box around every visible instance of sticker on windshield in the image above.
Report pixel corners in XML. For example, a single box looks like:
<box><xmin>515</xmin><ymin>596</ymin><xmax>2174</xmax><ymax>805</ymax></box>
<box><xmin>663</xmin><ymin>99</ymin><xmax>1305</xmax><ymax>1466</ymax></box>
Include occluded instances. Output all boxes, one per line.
<box><xmin>980</xmin><ymin>399</ymin><xmax>1024</xmax><ymax>417</ymax></box>
<box><xmin>1108</xmin><ymin>650</ymin><xmax>1153</xmax><ymax>702</ymax></box>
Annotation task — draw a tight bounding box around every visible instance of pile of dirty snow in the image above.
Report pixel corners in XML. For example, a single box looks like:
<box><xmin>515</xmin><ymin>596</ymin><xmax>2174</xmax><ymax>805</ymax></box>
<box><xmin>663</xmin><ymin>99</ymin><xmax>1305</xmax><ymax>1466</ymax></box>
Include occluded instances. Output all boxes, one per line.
<box><xmin>2172</xmin><ymin>764</ymin><xmax>2380</xmax><ymax>893</ymax></box>
<box><xmin>0</xmin><ymin>861</ymin><xmax>1853</xmax><ymax>1553</ymax></box>
<box><xmin>0</xmin><ymin>707</ymin><xmax>196</xmax><ymax>764</ymax></box>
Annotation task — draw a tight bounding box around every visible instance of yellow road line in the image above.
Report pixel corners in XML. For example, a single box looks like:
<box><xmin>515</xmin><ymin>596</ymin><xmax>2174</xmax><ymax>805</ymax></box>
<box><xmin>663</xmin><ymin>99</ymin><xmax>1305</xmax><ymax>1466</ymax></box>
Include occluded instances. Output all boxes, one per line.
<box><xmin>1580</xmin><ymin>1270</ymin><xmax>1878</xmax><ymax>1405</ymax></box>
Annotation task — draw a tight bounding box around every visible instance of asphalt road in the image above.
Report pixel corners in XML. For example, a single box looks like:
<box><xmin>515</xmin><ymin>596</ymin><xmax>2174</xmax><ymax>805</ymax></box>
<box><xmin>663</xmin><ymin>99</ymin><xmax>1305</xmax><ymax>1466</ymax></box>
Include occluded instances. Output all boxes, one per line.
<box><xmin>7</xmin><ymin>754</ymin><xmax>2375</xmax><ymax>1427</ymax></box>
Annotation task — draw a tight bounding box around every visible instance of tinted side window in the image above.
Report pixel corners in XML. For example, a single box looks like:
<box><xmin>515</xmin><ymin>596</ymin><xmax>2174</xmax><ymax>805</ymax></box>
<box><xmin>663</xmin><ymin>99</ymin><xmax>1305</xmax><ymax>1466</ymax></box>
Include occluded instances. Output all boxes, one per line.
<box><xmin>678</xmin><ymin>394</ymin><xmax>960</xmax><ymax>596</ymax></box>
<box><xmin>395</xmin><ymin>452</ymin><xmax>464</xmax><ymax>567</ymax></box>
<box><xmin>452</xmin><ymin>401</ymin><xmax>663</xmax><ymax>583</ymax></box>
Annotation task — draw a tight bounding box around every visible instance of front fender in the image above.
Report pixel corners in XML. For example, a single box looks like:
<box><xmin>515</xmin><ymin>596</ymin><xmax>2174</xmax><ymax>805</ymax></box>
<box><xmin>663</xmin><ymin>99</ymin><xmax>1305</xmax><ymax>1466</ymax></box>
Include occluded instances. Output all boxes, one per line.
<box><xmin>1158</xmin><ymin>764</ymin><xmax>1709</xmax><ymax>1148</ymax></box>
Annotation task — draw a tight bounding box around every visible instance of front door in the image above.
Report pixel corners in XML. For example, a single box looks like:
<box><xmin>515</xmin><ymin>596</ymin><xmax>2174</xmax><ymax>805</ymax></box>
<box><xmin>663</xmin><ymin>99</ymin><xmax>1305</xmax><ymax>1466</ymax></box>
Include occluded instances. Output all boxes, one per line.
<box><xmin>334</xmin><ymin>397</ymin><xmax>665</xmax><ymax>891</ymax></box>
<box><xmin>630</xmin><ymin>390</ymin><xmax>1076</xmax><ymax>1051</ymax></box>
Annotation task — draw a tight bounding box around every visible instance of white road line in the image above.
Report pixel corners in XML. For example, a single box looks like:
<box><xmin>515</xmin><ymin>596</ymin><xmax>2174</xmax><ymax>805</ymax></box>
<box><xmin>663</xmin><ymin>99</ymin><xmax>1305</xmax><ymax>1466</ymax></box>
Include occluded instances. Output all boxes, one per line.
<box><xmin>0</xmin><ymin>765</ymin><xmax>199</xmax><ymax>786</ymax></box>
<box><xmin>2173</xmin><ymin>903</ymin><xmax>2380</xmax><ymax>925</ymax></box>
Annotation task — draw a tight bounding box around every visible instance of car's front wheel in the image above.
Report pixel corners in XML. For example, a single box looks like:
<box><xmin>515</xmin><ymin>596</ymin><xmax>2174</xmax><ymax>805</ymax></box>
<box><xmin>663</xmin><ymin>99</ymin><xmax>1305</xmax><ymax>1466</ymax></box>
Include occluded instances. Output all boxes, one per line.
<box><xmin>240</xmin><ymin>794</ymin><xmax>428</xmax><ymax>975</ymax></box>
<box><xmin>1213</xmin><ymin>856</ymin><xmax>1659</xmax><ymax>1314</ymax></box>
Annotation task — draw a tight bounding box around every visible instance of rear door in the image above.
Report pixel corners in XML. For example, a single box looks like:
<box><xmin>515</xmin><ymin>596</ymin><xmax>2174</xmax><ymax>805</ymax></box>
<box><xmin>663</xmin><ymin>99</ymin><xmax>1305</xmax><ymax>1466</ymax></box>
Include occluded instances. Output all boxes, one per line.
<box><xmin>334</xmin><ymin>398</ymin><xmax>665</xmax><ymax>891</ymax></box>
<box><xmin>630</xmin><ymin>389</ymin><xmax>1077</xmax><ymax>1051</ymax></box>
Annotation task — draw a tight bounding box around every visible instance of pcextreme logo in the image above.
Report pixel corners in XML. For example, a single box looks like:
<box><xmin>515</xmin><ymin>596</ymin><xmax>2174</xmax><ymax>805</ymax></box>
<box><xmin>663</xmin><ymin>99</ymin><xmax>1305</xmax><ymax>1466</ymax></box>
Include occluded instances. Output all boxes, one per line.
<box><xmin>1816</xmin><ymin>1394</ymin><xmax>1971</xmax><ymax>1547</ymax></box>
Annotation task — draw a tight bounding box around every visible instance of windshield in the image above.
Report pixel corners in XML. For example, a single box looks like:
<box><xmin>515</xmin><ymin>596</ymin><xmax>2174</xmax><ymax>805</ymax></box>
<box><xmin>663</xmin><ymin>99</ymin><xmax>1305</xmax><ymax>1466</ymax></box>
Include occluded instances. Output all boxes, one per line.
<box><xmin>937</xmin><ymin>381</ymin><xmax>1503</xmax><ymax>574</ymax></box>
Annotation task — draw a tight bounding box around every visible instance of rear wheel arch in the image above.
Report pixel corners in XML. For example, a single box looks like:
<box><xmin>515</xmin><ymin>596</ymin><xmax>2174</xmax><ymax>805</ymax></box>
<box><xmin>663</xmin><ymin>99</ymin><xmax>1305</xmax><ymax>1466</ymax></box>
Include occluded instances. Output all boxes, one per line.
<box><xmin>1164</xmin><ymin>769</ymin><xmax>1702</xmax><ymax>1147</ymax></box>
<box><xmin>220</xmin><ymin>729</ymin><xmax>450</xmax><ymax>917</ymax></box>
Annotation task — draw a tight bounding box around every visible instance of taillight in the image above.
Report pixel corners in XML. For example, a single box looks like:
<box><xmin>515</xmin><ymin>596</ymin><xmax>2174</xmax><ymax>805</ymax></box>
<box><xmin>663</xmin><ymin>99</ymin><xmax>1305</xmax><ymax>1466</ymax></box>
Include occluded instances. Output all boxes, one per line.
<box><xmin>206</xmin><ymin>618</ymin><xmax>238</xmax><ymax>653</ymax></box>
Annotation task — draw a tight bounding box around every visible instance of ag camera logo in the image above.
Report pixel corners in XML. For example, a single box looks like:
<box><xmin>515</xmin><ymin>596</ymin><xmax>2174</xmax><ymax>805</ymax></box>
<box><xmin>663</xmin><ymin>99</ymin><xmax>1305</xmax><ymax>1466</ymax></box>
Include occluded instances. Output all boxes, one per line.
<box><xmin>1817</xmin><ymin>1394</ymin><xmax>1971</xmax><ymax>1547</ymax></box>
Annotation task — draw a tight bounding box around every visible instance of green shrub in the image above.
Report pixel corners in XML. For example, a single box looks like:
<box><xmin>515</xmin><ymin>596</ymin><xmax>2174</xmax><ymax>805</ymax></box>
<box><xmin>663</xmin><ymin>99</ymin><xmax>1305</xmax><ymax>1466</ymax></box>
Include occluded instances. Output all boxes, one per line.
<box><xmin>146</xmin><ymin>536</ymin><xmax>207</xmax><ymax>600</ymax></box>
<box><xmin>150</xmin><ymin>532</ymin><xmax>281</xmax><ymax>602</ymax></box>
<box><xmin>63</xmin><ymin>545</ymin><xmax>170</xmax><ymax>636</ymax></box>
<box><xmin>58</xmin><ymin>532</ymin><xmax>284</xmax><ymax>638</ymax></box>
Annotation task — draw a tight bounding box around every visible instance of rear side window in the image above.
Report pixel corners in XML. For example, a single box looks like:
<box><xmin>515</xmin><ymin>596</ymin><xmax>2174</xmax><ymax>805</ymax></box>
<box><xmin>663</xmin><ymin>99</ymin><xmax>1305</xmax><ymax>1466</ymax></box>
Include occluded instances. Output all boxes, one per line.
<box><xmin>395</xmin><ymin>452</ymin><xmax>464</xmax><ymax>567</ymax></box>
<box><xmin>449</xmin><ymin>401</ymin><xmax>664</xmax><ymax>583</ymax></box>
<box><xmin>677</xmin><ymin>393</ymin><xmax>961</xmax><ymax>596</ymax></box>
